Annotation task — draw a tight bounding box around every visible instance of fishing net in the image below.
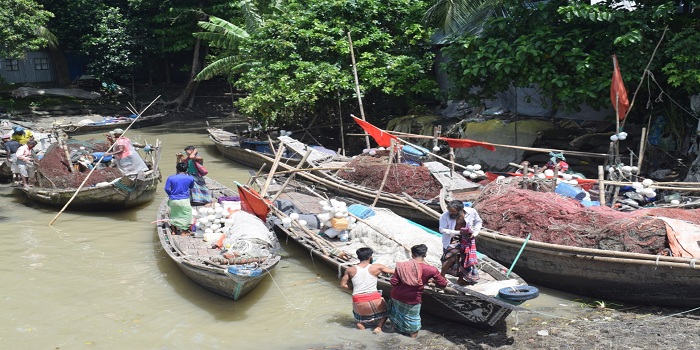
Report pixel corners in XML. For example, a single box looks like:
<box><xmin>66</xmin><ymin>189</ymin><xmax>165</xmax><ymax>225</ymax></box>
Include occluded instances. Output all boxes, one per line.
<box><xmin>337</xmin><ymin>151</ymin><xmax>442</xmax><ymax>200</ymax></box>
<box><xmin>473</xmin><ymin>178</ymin><xmax>700</xmax><ymax>255</ymax></box>
<box><xmin>35</xmin><ymin>138</ymin><xmax>123</xmax><ymax>188</ymax></box>
<box><xmin>344</xmin><ymin>208</ymin><xmax>443</xmax><ymax>268</ymax></box>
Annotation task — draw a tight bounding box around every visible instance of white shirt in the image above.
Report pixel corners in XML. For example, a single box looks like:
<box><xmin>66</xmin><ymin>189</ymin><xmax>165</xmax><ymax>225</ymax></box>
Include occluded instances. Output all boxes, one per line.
<box><xmin>438</xmin><ymin>207</ymin><xmax>483</xmax><ymax>249</ymax></box>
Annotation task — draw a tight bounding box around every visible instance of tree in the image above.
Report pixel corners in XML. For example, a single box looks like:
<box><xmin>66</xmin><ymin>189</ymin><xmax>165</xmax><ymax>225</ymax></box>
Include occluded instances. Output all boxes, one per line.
<box><xmin>227</xmin><ymin>0</ymin><xmax>438</xmax><ymax>127</ymax></box>
<box><xmin>0</xmin><ymin>0</ymin><xmax>54</xmax><ymax>59</ymax></box>
<box><xmin>441</xmin><ymin>0</ymin><xmax>678</xmax><ymax>116</ymax></box>
<box><xmin>81</xmin><ymin>7</ymin><xmax>140</xmax><ymax>83</ymax></box>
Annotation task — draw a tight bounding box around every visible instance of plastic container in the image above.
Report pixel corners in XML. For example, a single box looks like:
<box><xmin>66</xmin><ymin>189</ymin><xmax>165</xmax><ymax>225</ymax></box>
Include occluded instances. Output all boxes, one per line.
<box><xmin>338</xmin><ymin>231</ymin><xmax>349</xmax><ymax>242</ymax></box>
<box><xmin>555</xmin><ymin>183</ymin><xmax>586</xmax><ymax>201</ymax></box>
<box><xmin>347</xmin><ymin>204</ymin><xmax>375</xmax><ymax>219</ymax></box>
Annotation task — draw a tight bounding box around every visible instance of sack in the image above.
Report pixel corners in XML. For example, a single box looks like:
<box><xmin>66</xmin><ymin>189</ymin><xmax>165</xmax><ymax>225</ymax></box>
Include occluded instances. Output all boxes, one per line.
<box><xmin>194</xmin><ymin>161</ymin><xmax>208</xmax><ymax>176</ymax></box>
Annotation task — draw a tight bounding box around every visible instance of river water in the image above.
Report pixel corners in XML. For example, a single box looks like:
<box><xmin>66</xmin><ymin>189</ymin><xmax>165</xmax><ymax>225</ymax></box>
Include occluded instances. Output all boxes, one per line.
<box><xmin>0</xmin><ymin>120</ymin><xmax>587</xmax><ymax>349</ymax></box>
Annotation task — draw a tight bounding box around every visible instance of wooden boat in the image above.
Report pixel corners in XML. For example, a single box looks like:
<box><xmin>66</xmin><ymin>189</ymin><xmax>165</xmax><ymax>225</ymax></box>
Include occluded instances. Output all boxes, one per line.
<box><xmin>207</xmin><ymin>127</ymin><xmax>317</xmax><ymax>170</ymax></box>
<box><xmin>258</xmin><ymin>136</ymin><xmax>480</xmax><ymax>224</ymax></box>
<box><xmin>155</xmin><ymin>178</ymin><xmax>281</xmax><ymax>300</ymax></box>
<box><xmin>56</xmin><ymin>112</ymin><xmax>166</xmax><ymax>135</ymax></box>
<box><xmin>242</xmin><ymin>179</ymin><xmax>532</xmax><ymax>329</ymax></box>
<box><xmin>18</xmin><ymin>139</ymin><xmax>163</xmax><ymax>210</ymax></box>
<box><xmin>476</xmin><ymin>228</ymin><xmax>700</xmax><ymax>307</ymax></box>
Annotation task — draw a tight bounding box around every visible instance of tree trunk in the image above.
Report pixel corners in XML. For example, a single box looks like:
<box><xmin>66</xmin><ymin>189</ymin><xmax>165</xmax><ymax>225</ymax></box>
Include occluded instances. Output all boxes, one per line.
<box><xmin>162</xmin><ymin>38</ymin><xmax>202</xmax><ymax>109</ymax></box>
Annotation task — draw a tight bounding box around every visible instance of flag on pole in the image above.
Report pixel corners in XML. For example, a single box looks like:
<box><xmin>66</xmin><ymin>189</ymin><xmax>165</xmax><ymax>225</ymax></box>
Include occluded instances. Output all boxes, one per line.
<box><xmin>438</xmin><ymin>137</ymin><xmax>496</xmax><ymax>151</ymax></box>
<box><xmin>351</xmin><ymin>116</ymin><xmax>398</xmax><ymax>147</ymax></box>
<box><xmin>611</xmin><ymin>54</ymin><xmax>630</xmax><ymax>121</ymax></box>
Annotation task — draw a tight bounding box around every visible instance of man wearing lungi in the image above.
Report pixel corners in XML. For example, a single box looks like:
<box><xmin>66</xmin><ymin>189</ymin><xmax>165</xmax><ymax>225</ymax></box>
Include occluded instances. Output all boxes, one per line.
<box><xmin>438</xmin><ymin>200</ymin><xmax>482</xmax><ymax>285</ymax></box>
<box><xmin>389</xmin><ymin>244</ymin><xmax>447</xmax><ymax>338</ymax></box>
<box><xmin>340</xmin><ymin>247</ymin><xmax>394</xmax><ymax>333</ymax></box>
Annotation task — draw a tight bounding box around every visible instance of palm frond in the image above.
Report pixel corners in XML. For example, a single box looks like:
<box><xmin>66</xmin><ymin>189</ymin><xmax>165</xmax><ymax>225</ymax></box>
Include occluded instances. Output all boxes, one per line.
<box><xmin>34</xmin><ymin>26</ymin><xmax>59</xmax><ymax>50</ymax></box>
<box><xmin>195</xmin><ymin>56</ymin><xmax>249</xmax><ymax>81</ymax></box>
<box><xmin>423</xmin><ymin>0</ymin><xmax>510</xmax><ymax>37</ymax></box>
<box><xmin>239</xmin><ymin>0</ymin><xmax>264</xmax><ymax>33</ymax></box>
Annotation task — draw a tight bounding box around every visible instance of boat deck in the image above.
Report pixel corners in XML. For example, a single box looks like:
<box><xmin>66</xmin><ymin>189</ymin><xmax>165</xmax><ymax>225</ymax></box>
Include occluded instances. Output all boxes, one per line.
<box><xmin>424</xmin><ymin>161</ymin><xmax>480</xmax><ymax>193</ymax></box>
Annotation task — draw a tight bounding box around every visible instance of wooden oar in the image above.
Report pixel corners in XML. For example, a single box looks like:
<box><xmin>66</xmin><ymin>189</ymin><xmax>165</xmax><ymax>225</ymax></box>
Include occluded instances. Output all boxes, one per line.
<box><xmin>48</xmin><ymin>95</ymin><xmax>161</xmax><ymax>226</ymax></box>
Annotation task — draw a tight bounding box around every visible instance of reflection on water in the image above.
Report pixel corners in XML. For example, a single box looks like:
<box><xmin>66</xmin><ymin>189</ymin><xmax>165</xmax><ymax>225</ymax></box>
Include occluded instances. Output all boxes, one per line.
<box><xmin>0</xmin><ymin>120</ymin><xmax>589</xmax><ymax>349</ymax></box>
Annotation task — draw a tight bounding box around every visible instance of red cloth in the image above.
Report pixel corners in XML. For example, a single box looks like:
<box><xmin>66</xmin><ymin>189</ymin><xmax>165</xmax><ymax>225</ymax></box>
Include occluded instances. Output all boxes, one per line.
<box><xmin>390</xmin><ymin>262</ymin><xmax>447</xmax><ymax>305</ymax></box>
<box><xmin>439</xmin><ymin>137</ymin><xmax>496</xmax><ymax>151</ymax></box>
<box><xmin>611</xmin><ymin>54</ymin><xmax>630</xmax><ymax>121</ymax></box>
<box><xmin>352</xmin><ymin>291</ymin><xmax>382</xmax><ymax>303</ymax></box>
<box><xmin>237</xmin><ymin>184</ymin><xmax>271</xmax><ymax>221</ymax></box>
<box><xmin>352</xmin><ymin>116</ymin><xmax>398</xmax><ymax>147</ymax></box>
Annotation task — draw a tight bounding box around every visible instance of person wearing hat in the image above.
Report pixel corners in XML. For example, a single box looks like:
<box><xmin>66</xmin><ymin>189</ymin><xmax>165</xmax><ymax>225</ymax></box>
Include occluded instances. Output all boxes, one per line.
<box><xmin>105</xmin><ymin>128</ymin><xmax>148</xmax><ymax>174</ymax></box>
<box><xmin>2</xmin><ymin>133</ymin><xmax>21</xmax><ymax>182</ymax></box>
<box><xmin>176</xmin><ymin>146</ymin><xmax>211</xmax><ymax>205</ymax></box>
<box><xmin>544</xmin><ymin>152</ymin><xmax>569</xmax><ymax>173</ymax></box>
<box><xmin>11</xmin><ymin>126</ymin><xmax>34</xmax><ymax>145</ymax></box>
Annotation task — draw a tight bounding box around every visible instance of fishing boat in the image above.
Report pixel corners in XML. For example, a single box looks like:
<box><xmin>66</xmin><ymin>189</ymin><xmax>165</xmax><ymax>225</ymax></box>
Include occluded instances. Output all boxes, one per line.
<box><xmin>476</xmin><ymin>228</ymin><xmax>700</xmax><ymax>307</ymax></box>
<box><xmin>155</xmin><ymin>179</ymin><xmax>281</xmax><ymax>300</ymax></box>
<box><xmin>262</xmin><ymin>136</ymin><xmax>480</xmax><ymax>224</ymax></box>
<box><xmin>1</xmin><ymin>122</ymin><xmax>58</xmax><ymax>182</ymax></box>
<box><xmin>18</xmin><ymin>138</ymin><xmax>162</xmax><ymax>210</ymax></box>
<box><xmin>240</xmin><ymin>179</ymin><xmax>534</xmax><ymax>329</ymax></box>
<box><xmin>56</xmin><ymin>112</ymin><xmax>166</xmax><ymax>135</ymax></box>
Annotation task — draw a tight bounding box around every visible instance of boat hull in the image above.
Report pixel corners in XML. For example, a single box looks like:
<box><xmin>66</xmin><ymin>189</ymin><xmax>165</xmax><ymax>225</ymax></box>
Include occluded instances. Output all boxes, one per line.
<box><xmin>59</xmin><ymin>113</ymin><xmax>166</xmax><ymax>135</ymax></box>
<box><xmin>476</xmin><ymin>229</ymin><xmax>700</xmax><ymax>306</ymax></box>
<box><xmin>155</xmin><ymin>178</ymin><xmax>281</xmax><ymax>301</ymax></box>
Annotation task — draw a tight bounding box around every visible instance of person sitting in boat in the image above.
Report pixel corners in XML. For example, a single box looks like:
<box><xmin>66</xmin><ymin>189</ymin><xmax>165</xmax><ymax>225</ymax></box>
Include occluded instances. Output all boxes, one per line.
<box><xmin>177</xmin><ymin>146</ymin><xmax>212</xmax><ymax>205</ymax></box>
<box><xmin>11</xmin><ymin>126</ymin><xmax>34</xmax><ymax>145</ymax></box>
<box><xmin>438</xmin><ymin>200</ymin><xmax>482</xmax><ymax>285</ymax></box>
<box><xmin>15</xmin><ymin>139</ymin><xmax>38</xmax><ymax>189</ymax></box>
<box><xmin>340</xmin><ymin>247</ymin><xmax>395</xmax><ymax>334</ymax></box>
<box><xmin>2</xmin><ymin>133</ymin><xmax>21</xmax><ymax>183</ymax></box>
<box><xmin>544</xmin><ymin>152</ymin><xmax>569</xmax><ymax>173</ymax></box>
<box><xmin>105</xmin><ymin>128</ymin><xmax>149</xmax><ymax>175</ymax></box>
<box><xmin>164</xmin><ymin>162</ymin><xmax>195</xmax><ymax>235</ymax></box>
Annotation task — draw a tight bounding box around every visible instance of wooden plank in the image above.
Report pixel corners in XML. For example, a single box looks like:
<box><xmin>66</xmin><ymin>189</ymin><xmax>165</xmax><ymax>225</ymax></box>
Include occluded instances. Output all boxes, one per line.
<box><xmin>424</xmin><ymin>161</ymin><xmax>480</xmax><ymax>192</ymax></box>
<box><xmin>278</xmin><ymin>136</ymin><xmax>334</xmax><ymax>163</ymax></box>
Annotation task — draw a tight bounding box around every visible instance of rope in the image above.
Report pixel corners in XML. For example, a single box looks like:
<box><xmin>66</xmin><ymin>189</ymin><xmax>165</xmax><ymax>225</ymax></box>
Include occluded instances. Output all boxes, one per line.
<box><xmin>262</xmin><ymin>265</ymin><xmax>302</xmax><ymax>310</ymax></box>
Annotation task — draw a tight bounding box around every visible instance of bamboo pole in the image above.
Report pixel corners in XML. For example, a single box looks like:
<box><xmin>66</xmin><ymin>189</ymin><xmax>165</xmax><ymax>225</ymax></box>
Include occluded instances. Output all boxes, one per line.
<box><xmin>251</xmin><ymin>166</ymin><xmax>353</xmax><ymax>178</ymax></box>
<box><xmin>636</xmin><ymin>127</ymin><xmax>647</xmax><ymax>175</ymax></box>
<box><xmin>57</xmin><ymin>136</ymin><xmax>75</xmax><ymax>173</ymax></box>
<box><xmin>260</xmin><ymin>144</ymin><xmax>286</xmax><ymax>197</ymax></box>
<box><xmin>598</xmin><ymin>166</ymin><xmax>606</xmax><ymax>205</ymax></box>
<box><xmin>49</xmin><ymin>95</ymin><xmax>161</xmax><ymax>226</ymax></box>
<box><xmin>271</xmin><ymin>149</ymin><xmax>313</xmax><ymax>202</ymax></box>
<box><xmin>372</xmin><ymin>140</ymin><xmax>395</xmax><ymax>206</ymax></box>
<box><xmin>247</xmin><ymin>163</ymin><xmax>267</xmax><ymax>187</ymax></box>
<box><xmin>349</xmin><ymin>132</ymin><xmax>609</xmax><ymax>159</ymax></box>
<box><xmin>398</xmin><ymin>192</ymin><xmax>442</xmax><ymax>219</ymax></box>
<box><xmin>347</xmin><ymin>31</ymin><xmax>370</xmax><ymax>150</ymax></box>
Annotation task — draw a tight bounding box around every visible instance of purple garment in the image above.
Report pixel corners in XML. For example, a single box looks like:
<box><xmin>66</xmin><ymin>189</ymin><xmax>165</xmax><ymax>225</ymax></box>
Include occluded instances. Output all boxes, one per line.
<box><xmin>164</xmin><ymin>173</ymin><xmax>194</xmax><ymax>200</ymax></box>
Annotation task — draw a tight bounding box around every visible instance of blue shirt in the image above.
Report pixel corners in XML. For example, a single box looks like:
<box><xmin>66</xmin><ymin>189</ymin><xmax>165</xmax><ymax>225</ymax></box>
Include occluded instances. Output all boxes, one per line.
<box><xmin>164</xmin><ymin>173</ymin><xmax>194</xmax><ymax>200</ymax></box>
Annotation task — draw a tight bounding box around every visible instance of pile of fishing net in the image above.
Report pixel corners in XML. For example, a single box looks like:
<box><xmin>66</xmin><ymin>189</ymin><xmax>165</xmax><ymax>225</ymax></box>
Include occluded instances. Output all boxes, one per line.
<box><xmin>35</xmin><ymin>139</ymin><xmax>122</xmax><ymax>188</ymax></box>
<box><xmin>337</xmin><ymin>151</ymin><xmax>442</xmax><ymax>199</ymax></box>
<box><xmin>473</xmin><ymin>179</ymin><xmax>700</xmax><ymax>255</ymax></box>
<box><xmin>343</xmin><ymin>208</ymin><xmax>443</xmax><ymax>268</ymax></box>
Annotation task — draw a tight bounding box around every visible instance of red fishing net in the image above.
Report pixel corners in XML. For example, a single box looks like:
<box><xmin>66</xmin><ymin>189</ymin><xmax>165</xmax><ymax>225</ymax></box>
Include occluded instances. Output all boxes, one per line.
<box><xmin>473</xmin><ymin>179</ymin><xmax>700</xmax><ymax>254</ymax></box>
<box><xmin>35</xmin><ymin>139</ymin><xmax>123</xmax><ymax>188</ymax></box>
<box><xmin>337</xmin><ymin>151</ymin><xmax>442</xmax><ymax>200</ymax></box>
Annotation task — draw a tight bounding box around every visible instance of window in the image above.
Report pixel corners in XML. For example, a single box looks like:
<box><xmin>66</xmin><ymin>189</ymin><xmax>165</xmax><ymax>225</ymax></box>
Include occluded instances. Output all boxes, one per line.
<box><xmin>34</xmin><ymin>58</ymin><xmax>49</xmax><ymax>70</ymax></box>
<box><xmin>5</xmin><ymin>59</ymin><xmax>19</xmax><ymax>71</ymax></box>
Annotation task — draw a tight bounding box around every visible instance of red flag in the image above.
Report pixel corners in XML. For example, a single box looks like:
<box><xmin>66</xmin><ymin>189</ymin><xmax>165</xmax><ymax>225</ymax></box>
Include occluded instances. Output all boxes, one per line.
<box><xmin>237</xmin><ymin>184</ymin><xmax>271</xmax><ymax>222</ymax></box>
<box><xmin>439</xmin><ymin>137</ymin><xmax>496</xmax><ymax>151</ymax></box>
<box><xmin>611</xmin><ymin>54</ymin><xmax>630</xmax><ymax>121</ymax></box>
<box><xmin>352</xmin><ymin>116</ymin><xmax>398</xmax><ymax>147</ymax></box>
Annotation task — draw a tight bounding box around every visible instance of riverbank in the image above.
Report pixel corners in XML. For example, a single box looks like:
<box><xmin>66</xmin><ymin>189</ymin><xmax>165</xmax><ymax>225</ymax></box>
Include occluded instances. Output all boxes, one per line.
<box><xmin>369</xmin><ymin>304</ymin><xmax>700</xmax><ymax>349</ymax></box>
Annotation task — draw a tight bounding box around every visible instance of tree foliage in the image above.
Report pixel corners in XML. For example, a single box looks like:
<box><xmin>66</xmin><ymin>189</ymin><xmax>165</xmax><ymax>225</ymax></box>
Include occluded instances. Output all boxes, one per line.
<box><xmin>0</xmin><ymin>0</ymin><xmax>54</xmax><ymax>58</ymax></box>
<box><xmin>441</xmin><ymin>0</ymin><xmax>682</xmax><ymax>116</ymax></box>
<box><xmin>81</xmin><ymin>7</ymin><xmax>139</xmax><ymax>82</ymax></box>
<box><xmin>226</xmin><ymin>0</ymin><xmax>438</xmax><ymax>127</ymax></box>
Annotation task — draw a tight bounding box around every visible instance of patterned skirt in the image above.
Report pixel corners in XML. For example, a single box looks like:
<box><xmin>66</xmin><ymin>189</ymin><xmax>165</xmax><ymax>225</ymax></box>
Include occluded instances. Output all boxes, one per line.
<box><xmin>189</xmin><ymin>174</ymin><xmax>212</xmax><ymax>205</ymax></box>
<box><xmin>352</xmin><ymin>292</ymin><xmax>388</xmax><ymax>324</ymax></box>
<box><xmin>388</xmin><ymin>299</ymin><xmax>422</xmax><ymax>334</ymax></box>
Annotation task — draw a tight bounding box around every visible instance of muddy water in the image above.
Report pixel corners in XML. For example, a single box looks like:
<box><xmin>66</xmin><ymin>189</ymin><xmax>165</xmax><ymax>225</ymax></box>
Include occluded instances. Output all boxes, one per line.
<box><xmin>0</xmin><ymin>120</ymin><xmax>589</xmax><ymax>349</ymax></box>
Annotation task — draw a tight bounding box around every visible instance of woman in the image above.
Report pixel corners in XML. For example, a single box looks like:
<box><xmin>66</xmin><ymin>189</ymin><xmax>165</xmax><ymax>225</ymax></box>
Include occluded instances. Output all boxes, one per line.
<box><xmin>164</xmin><ymin>162</ymin><xmax>195</xmax><ymax>235</ymax></box>
<box><xmin>177</xmin><ymin>146</ymin><xmax>211</xmax><ymax>205</ymax></box>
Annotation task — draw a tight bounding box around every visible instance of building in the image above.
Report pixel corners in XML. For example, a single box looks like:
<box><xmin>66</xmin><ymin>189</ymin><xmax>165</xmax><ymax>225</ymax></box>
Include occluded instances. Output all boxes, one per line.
<box><xmin>0</xmin><ymin>51</ymin><xmax>56</xmax><ymax>84</ymax></box>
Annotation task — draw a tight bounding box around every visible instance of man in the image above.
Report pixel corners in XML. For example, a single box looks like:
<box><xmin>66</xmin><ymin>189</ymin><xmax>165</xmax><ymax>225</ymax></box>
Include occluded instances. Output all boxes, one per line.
<box><xmin>2</xmin><ymin>133</ymin><xmax>21</xmax><ymax>182</ymax></box>
<box><xmin>11</xmin><ymin>126</ymin><xmax>33</xmax><ymax>145</ymax></box>
<box><xmin>388</xmin><ymin>244</ymin><xmax>447</xmax><ymax>338</ymax></box>
<box><xmin>438</xmin><ymin>200</ymin><xmax>482</xmax><ymax>285</ymax></box>
<box><xmin>340</xmin><ymin>247</ymin><xmax>395</xmax><ymax>334</ymax></box>
<box><xmin>105</xmin><ymin>128</ymin><xmax>148</xmax><ymax>174</ymax></box>
<box><xmin>15</xmin><ymin>139</ymin><xmax>38</xmax><ymax>189</ymax></box>
<box><xmin>164</xmin><ymin>162</ymin><xmax>195</xmax><ymax>235</ymax></box>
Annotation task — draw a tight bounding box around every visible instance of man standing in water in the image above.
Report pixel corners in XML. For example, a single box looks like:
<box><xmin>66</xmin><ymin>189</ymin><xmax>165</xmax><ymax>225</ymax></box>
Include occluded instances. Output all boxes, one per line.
<box><xmin>388</xmin><ymin>244</ymin><xmax>447</xmax><ymax>338</ymax></box>
<box><xmin>340</xmin><ymin>247</ymin><xmax>394</xmax><ymax>333</ymax></box>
